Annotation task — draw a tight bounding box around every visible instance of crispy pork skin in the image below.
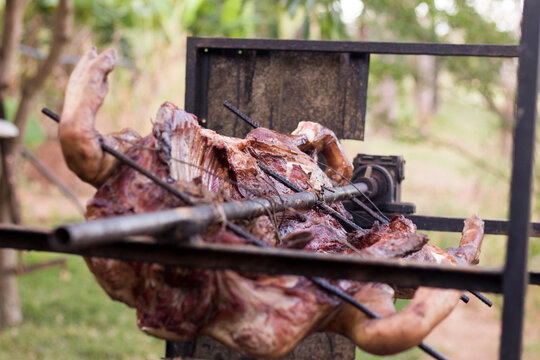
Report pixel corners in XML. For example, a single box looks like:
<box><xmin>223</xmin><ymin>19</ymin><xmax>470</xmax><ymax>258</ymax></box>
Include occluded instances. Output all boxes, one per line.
<box><xmin>59</xmin><ymin>48</ymin><xmax>486</xmax><ymax>358</ymax></box>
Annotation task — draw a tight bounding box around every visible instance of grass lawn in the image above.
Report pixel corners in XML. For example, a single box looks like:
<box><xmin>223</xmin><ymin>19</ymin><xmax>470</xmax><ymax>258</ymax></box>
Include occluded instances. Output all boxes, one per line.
<box><xmin>0</xmin><ymin>252</ymin><xmax>163</xmax><ymax>360</ymax></box>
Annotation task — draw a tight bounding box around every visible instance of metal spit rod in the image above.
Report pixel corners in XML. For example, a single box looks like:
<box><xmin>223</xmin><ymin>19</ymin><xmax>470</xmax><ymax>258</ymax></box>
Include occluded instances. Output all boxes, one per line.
<box><xmin>43</xmin><ymin>107</ymin><xmax>447</xmax><ymax>360</ymax></box>
<box><xmin>51</xmin><ymin>182</ymin><xmax>367</xmax><ymax>249</ymax></box>
<box><xmin>222</xmin><ymin>100</ymin><xmax>493</xmax><ymax>308</ymax></box>
<box><xmin>257</xmin><ymin>161</ymin><xmax>367</xmax><ymax>233</ymax></box>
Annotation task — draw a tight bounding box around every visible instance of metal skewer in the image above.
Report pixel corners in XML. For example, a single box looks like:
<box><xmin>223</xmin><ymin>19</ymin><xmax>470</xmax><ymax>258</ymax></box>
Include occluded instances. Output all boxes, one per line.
<box><xmin>43</xmin><ymin>107</ymin><xmax>447</xmax><ymax>360</ymax></box>
<box><xmin>257</xmin><ymin>161</ymin><xmax>367</xmax><ymax>233</ymax></box>
<box><xmin>223</xmin><ymin>100</ymin><xmax>261</xmax><ymax>128</ymax></box>
<box><xmin>222</xmin><ymin>101</ymin><xmax>493</xmax><ymax>308</ymax></box>
<box><xmin>469</xmin><ymin>290</ymin><xmax>493</xmax><ymax>307</ymax></box>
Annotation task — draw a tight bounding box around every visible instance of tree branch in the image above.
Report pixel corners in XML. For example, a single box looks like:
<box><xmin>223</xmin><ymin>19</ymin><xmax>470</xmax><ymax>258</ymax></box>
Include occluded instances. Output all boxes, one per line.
<box><xmin>0</xmin><ymin>0</ymin><xmax>29</xmax><ymax>97</ymax></box>
<box><xmin>8</xmin><ymin>0</ymin><xmax>73</xmax><ymax>157</ymax></box>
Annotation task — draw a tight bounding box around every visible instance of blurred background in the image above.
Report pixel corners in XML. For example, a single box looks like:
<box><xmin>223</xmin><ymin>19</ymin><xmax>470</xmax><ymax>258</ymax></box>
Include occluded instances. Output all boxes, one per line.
<box><xmin>0</xmin><ymin>0</ymin><xmax>537</xmax><ymax>359</ymax></box>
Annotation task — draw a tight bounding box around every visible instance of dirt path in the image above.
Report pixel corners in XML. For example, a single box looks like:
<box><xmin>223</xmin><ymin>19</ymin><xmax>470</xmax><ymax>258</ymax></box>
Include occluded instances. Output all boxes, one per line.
<box><xmin>423</xmin><ymin>299</ymin><xmax>500</xmax><ymax>360</ymax></box>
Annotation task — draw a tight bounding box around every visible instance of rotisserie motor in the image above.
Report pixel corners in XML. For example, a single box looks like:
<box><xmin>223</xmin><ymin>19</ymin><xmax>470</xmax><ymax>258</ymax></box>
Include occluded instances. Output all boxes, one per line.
<box><xmin>58</xmin><ymin>48</ymin><xmax>485</xmax><ymax>358</ymax></box>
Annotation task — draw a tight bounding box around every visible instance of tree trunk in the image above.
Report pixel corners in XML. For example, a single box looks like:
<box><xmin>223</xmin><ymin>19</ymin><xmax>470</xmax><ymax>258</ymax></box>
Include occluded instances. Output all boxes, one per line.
<box><xmin>0</xmin><ymin>0</ymin><xmax>28</xmax><ymax>96</ymax></box>
<box><xmin>0</xmin><ymin>141</ymin><xmax>22</xmax><ymax>329</ymax></box>
<box><xmin>0</xmin><ymin>0</ymin><xmax>29</xmax><ymax>331</ymax></box>
<box><xmin>0</xmin><ymin>247</ymin><xmax>22</xmax><ymax>328</ymax></box>
<box><xmin>414</xmin><ymin>55</ymin><xmax>439</xmax><ymax>132</ymax></box>
<box><xmin>371</xmin><ymin>75</ymin><xmax>398</xmax><ymax>125</ymax></box>
<box><xmin>7</xmin><ymin>0</ymin><xmax>74</xmax><ymax>161</ymax></box>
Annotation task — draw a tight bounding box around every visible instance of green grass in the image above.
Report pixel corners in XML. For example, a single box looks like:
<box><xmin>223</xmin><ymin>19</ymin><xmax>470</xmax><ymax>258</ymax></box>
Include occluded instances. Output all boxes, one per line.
<box><xmin>356</xmin><ymin>348</ymin><xmax>424</xmax><ymax>360</ymax></box>
<box><xmin>0</xmin><ymin>252</ymin><xmax>162</xmax><ymax>360</ymax></box>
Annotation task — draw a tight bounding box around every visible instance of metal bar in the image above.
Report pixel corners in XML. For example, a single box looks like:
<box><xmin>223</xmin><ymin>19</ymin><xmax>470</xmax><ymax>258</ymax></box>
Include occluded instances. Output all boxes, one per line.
<box><xmin>353</xmin><ymin>214</ymin><xmax>540</xmax><ymax>237</ymax></box>
<box><xmin>11</xmin><ymin>224</ymin><xmax>540</xmax><ymax>291</ymax></box>
<box><xmin>529</xmin><ymin>270</ymin><xmax>540</xmax><ymax>286</ymax></box>
<box><xmin>500</xmin><ymin>1</ymin><xmax>540</xmax><ymax>358</ymax></box>
<box><xmin>185</xmin><ymin>37</ymin><xmax>211</xmax><ymax>126</ymax></box>
<box><xmin>197</xmin><ymin>48</ymin><xmax>211</xmax><ymax>124</ymax></box>
<box><xmin>0</xmin><ymin>258</ymin><xmax>66</xmax><ymax>276</ymax></box>
<box><xmin>409</xmin><ymin>214</ymin><xmax>540</xmax><ymax>237</ymax></box>
<box><xmin>349</xmin><ymin>197</ymin><xmax>389</xmax><ymax>224</ymax></box>
<box><xmin>20</xmin><ymin>147</ymin><xmax>85</xmax><ymax>215</ymax></box>
<box><xmin>468</xmin><ymin>290</ymin><xmax>493</xmax><ymax>307</ymax></box>
<box><xmin>51</xmin><ymin>183</ymin><xmax>367</xmax><ymax>249</ymax></box>
<box><xmin>184</xmin><ymin>38</ymin><xmax>198</xmax><ymax>115</ymax></box>
<box><xmin>0</xmin><ymin>225</ymin><xmax>504</xmax><ymax>293</ymax></box>
<box><xmin>223</xmin><ymin>100</ymin><xmax>261</xmax><ymax>128</ymax></box>
<box><xmin>189</xmin><ymin>37</ymin><xmax>519</xmax><ymax>58</ymax></box>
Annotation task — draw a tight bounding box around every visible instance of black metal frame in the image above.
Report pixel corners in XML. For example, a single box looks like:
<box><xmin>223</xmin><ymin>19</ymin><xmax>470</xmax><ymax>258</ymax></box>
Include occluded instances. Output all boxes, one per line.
<box><xmin>181</xmin><ymin>2</ymin><xmax>539</xmax><ymax>358</ymax></box>
<box><xmin>184</xmin><ymin>38</ymin><xmax>519</xmax><ymax>122</ymax></box>
<box><xmin>499</xmin><ymin>1</ymin><xmax>540</xmax><ymax>357</ymax></box>
<box><xmin>1</xmin><ymin>225</ymin><xmax>504</xmax><ymax>293</ymax></box>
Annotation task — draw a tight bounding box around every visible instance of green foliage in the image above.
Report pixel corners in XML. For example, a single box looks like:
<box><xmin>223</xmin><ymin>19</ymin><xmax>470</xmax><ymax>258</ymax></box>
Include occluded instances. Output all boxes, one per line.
<box><xmin>2</xmin><ymin>96</ymin><xmax>17</xmax><ymax>122</ymax></box>
<box><xmin>182</xmin><ymin>0</ymin><xmax>269</xmax><ymax>37</ymax></box>
<box><xmin>282</xmin><ymin>0</ymin><xmax>347</xmax><ymax>39</ymax></box>
<box><xmin>179</xmin><ymin>0</ymin><xmax>206</xmax><ymax>29</ymax></box>
<box><xmin>23</xmin><ymin>115</ymin><xmax>46</xmax><ymax>148</ymax></box>
<box><xmin>358</xmin><ymin>0</ymin><xmax>515</xmax><ymax>105</ymax></box>
<box><xmin>22</xmin><ymin>0</ymin><xmax>519</xmax><ymax>83</ymax></box>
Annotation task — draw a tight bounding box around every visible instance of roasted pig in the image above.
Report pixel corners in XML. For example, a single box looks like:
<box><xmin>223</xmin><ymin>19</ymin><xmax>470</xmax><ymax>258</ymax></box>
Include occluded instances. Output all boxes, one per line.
<box><xmin>58</xmin><ymin>48</ymin><xmax>485</xmax><ymax>358</ymax></box>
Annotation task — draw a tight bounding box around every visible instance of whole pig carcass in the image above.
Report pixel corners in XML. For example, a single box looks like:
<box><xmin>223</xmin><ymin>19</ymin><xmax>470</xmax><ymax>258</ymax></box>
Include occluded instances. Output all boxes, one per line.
<box><xmin>58</xmin><ymin>48</ymin><xmax>485</xmax><ymax>358</ymax></box>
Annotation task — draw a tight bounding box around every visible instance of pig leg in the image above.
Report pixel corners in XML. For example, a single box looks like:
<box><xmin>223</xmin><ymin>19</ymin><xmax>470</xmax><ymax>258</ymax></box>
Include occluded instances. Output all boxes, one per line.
<box><xmin>329</xmin><ymin>283</ymin><xmax>460</xmax><ymax>355</ymax></box>
<box><xmin>329</xmin><ymin>215</ymin><xmax>484</xmax><ymax>355</ymax></box>
<box><xmin>59</xmin><ymin>47</ymin><xmax>137</xmax><ymax>188</ymax></box>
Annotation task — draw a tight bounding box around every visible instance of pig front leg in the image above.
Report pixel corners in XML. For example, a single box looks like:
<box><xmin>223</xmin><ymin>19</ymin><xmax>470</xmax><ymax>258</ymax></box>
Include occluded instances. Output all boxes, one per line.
<box><xmin>59</xmin><ymin>47</ymin><xmax>136</xmax><ymax>188</ymax></box>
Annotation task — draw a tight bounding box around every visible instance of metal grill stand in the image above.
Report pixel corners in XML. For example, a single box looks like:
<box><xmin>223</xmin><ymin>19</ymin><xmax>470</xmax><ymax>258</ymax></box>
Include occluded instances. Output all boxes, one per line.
<box><xmin>176</xmin><ymin>1</ymin><xmax>540</xmax><ymax>358</ymax></box>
